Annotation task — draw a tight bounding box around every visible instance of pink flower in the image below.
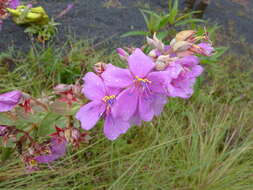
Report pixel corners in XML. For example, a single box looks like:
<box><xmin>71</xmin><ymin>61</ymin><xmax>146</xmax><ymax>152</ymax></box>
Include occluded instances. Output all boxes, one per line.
<box><xmin>102</xmin><ymin>48</ymin><xmax>169</xmax><ymax>122</ymax></box>
<box><xmin>166</xmin><ymin>56</ymin><xmax>203</xmax><ymax>98</ymax></box>
<box><xmin>34</xmin><ymin>137</ymin><xmax>67</xmax><ymax>163</ymax></box>
<box><xmin>75</xmin><ymin>72</ymin><xmax>130</xmax><ymax>140</ymax></box>
<box><xmin>9</xmin><ymin>0</ymin><xmax>20</xmax><ymax>9</ymax></box>
<box><xmin>0</xmin><ymin>90</ymin><xmax>22</xmax><ymax>112</ymax></box>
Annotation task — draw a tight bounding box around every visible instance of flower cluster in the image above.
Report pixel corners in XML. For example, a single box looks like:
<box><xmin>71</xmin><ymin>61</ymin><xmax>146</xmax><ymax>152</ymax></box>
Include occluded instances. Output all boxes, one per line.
<box><xmin>76</xmin><ymin>30</ymin><xmax>214</xmax><ymax>140</ymax></box>
<box><xmin>0</xmin><ymin>30</ymin><xmax>214</xmax><ymax>171</ymax></box>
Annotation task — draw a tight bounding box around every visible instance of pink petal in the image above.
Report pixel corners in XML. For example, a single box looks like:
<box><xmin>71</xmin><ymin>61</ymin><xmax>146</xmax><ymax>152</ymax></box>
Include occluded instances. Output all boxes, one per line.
<box><xmin>180</xmin><ymin>56</ymin><xmax>199</xmax><ymax>67</ymax></box>
<box><xmin>128</xmin><ymin>48</ymin><xmax>155</xmax><ymax>78</ymax></box>
<box><xmin>76</xmin><ymin>101</ymin><xmax>105</xmax><ymax>130</ymax></box>
<box><xmin>9</xmin><ymin>0</ymin><xmax>20</xmax><ymax>9</ymax></box>
<box><xmin>102</xmin><ymin>64</ymin><xmax>133</xmax><ymax>88</ymax></box>
<box><xmin>165</xmin><ymin>62</ymin><xmax>183</xmax><ymax>79</ymax></box>
<box><xmin>129</xmin><ymin>111</ymin><xmax>142</xmax><ymax>126</ymax></box>
<box><xmin>138</xmin><ymin>94</ymin><xmax>155</xmax><ymax>122</ymax></box>
<box><xmin>104</xmin><ymin>115</ymin><xmax>131</xmax><ymax>140</ymax></box>
<box><xmin>198</xmin><ymin>42</ymin><xmax>214</xmax><ymax>56</ymax></box>
<box><xmin>189</xmin><ymin>65</ymin><xmax>203</xmax><ymax>78</ymax></box>
<box><xmin>82</xmin><ymin>72</ymin><xmax>106</xmax><ymax>101</ymax></box>
<box><xmin>0</xmin><ymin>90</ymin><xmax>22</xmax><ymax>112</ymax></box>
<box><xmin>152</xmin><ymin>94</ymin><xmax>167</xmax><ymax>116</ymax></box>
<box><xmin>147</xmin><ymin>71</ymin><xmax>171</xmax><ymax>94</ymax></box>
<box><xmin>169</xmin><ymin>78</ymin><xmax>196</xmax><ymax>98</ymax></box>
<box><xmin>111</xmin><ymin>87</ymin><xmax>138</xmax><ymax>121</ymax></box>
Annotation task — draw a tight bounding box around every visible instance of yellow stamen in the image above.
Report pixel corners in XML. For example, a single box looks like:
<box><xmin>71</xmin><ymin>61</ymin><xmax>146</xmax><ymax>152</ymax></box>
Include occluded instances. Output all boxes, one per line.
<box><xmin>135</xmin><ymin>76</ymin><xmax>151</xmax><ymax>83</ymax></box>
<box><xmin>30</xmin><ymin>159</ymin><xmax>37</xmax><ymax>166</ymax></box>
<box><xmin>102</xmin><ymin>95</ymin><xmax>116</xmax><ymax>102</ymax></box>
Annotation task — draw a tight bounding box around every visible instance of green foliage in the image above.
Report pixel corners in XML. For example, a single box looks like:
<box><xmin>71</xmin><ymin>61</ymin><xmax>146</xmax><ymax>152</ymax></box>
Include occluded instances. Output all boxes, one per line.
<box><xmin>0</xmin><ymin>40</ymin><xmax>252</xmax><ymax>189</ymax></box>
<box><xmin>0</xmin><ymin>40</ymin><xmax>104</xmax><ymax>95</ymax></box>
<box><xmin>0</xmin><ymin>147</ymin><xmax>14</xmax><ymax>162</ymax></box>
<box><xmin>24</xmin><ymin>19</ymin><xmax>60</xmax><ymax>42</ymax></box>
<box><xmin>122</xmin><ymin>0</ymin><xmax>205</xmax><ymax>39</ymax></box>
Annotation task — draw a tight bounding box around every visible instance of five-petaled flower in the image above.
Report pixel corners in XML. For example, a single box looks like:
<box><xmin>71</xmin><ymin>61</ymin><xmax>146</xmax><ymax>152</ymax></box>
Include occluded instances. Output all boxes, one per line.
<box><xmin>76</xmin><ymin>72</ymin><xmax>130</xmax><ymax>140</ymax></box>
<box><xmin>102</xmin><ymin>48</ymin><xmax>169</xmax><ymax>124</ymax></box>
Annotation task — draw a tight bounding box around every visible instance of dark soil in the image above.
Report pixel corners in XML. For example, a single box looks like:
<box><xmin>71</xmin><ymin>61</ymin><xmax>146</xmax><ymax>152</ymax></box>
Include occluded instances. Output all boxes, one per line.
<box><xmin>0</xmin><ymin>0</ymin><xmax>253</xmax><ymax>53</ymax></box>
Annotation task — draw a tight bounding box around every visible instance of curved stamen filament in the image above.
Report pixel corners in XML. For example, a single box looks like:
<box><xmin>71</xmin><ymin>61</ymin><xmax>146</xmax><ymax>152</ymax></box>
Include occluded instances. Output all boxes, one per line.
<box><xmin>102</xmin><ymin>95</ymin><xmax>116</xmax><ymax>103</ymax></box>
<box><xmin>135</xmin><ymin>76</ymin><xmax>152</xmax><ymax>84</ymax></box>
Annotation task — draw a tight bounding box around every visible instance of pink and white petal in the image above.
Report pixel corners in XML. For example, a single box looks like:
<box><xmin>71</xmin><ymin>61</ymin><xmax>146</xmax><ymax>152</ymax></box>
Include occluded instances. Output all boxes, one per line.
<box><xmin>104</xmin><ymin>115</ymin><xmax>131</xmax><ymax>140</ymax></box>
<box><xmin>102</xmin><ymin>65</ymin><xmax>133</xmax><ymax>88</ymax></box>
<box><xmin>82</xmin><ymin>72</ymin><xmax>106</xmax><ymax>101</ymax></box>
<box><xmin>138</xmin><ymin>94</ymin><xmax>155</xmax><ymax>122</ymax></box>
<box><xmin>75</xmin><ymin>101</ymin><xmax>106</xmax><ymax>130</ymax></box>
<box><xmin>111</xmin><ymin>87</ymin><xmax>138</xmax><ymax>121</ymax></box>
<box><xmin>128</xmin><ymin>48</ymin><xmax>155</xmax><ymax>78</ymax></box>
<box><xmin>152</xmin><ymin>94</ymin><xmax>168</xmax><ymax>116</ymax></box>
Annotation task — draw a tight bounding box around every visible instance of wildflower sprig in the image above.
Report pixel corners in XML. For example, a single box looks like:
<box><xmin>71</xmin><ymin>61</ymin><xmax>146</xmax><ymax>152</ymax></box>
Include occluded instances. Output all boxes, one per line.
<box><xmin>0</xmin><ymin>29</ymin><xmax>214</xmax><ymax>171</ymax></box>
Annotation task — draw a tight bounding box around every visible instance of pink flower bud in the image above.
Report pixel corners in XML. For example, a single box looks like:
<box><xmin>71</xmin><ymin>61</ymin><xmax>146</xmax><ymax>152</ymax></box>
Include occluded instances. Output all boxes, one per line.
<box><xmin>53</xmin><ymin>84</ymin><xmax>72</xmax><ymax>94</ymax></box>
<box><xmin>93</xmin><ymin>62</ymin><xmax>108</xmax><ymax>74</ymax></box>
<box><xmin>116</xmin><ymin>48</ymin><xmax>129</xmax><ymax>61</ymax></box>
<box><xmin>0</xmin><ymin>125</ymin><xmax>8</xmax><ymax>136</ymax></box>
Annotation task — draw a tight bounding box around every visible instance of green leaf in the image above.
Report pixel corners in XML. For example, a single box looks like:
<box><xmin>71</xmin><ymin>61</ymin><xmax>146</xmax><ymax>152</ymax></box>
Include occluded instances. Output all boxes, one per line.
<box><xmin>175</xmin><ymin>11</ymin><xmax>201</xmax><ymax>22</ymax></box>
<box><xmin>139</xmin><ymin>9</ymin><xmax>150</xmax><ymax>29</ymax></box>
<box><xmin>175</xmin><ymin>18</ymin><xmax>205</xmax><ymax>27</ymax></box>
<box><xmin>121</xmin><ymin>31</ymin><xmax>149</xmax><ymax>38</ymax></box>
<box><xmin>157</xmin><ymin>31</ymin><xmax>170</xmax><ymax>40</ymax></box>
<box><xmin>0</xmin><ymin>113</ymin><xmax>15</xmax><ymax>126</ymax></box>
<box><xmin>140</xmin><ymin>9</ymin><xmax>160</xmax><ymax>19</ymax></box>
<box><xmin>158</xmin><ymin>15</ymin><xmax>169</xmax><ymax>29</ymax></box>
<box><xmin>38</xmin><ymin>112</ymin><xmax>61</xmax><ymax>136</ymax></box>
<box><xmin>1</xmin><ymin>147</ymin><xmax>14</xmax><ymax>162</ymax></box>
<box><xmin>168</xmin><ymin>0</ymin><xmax>178</xmax><ymax>24</ymax></box>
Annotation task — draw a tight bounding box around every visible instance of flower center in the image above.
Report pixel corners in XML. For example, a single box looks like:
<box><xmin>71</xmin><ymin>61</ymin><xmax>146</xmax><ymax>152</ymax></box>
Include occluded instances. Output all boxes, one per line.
<box><xmin>102</xmin><ymin>95</ymin><xmax>116</xmax><ymax>105</ymax></box>
<box><xmin>29</xmin><ymin>159</ymin><xmax>37</xmax><ymax>166</ymax></box>
<box><xmin>135</xmin><ymin>76</ymin><xmax>152</xmax><ymax>89</ymax></box>
<box><xmin>135</xmin><ymin>76</ymin><xmax>151</xmax><ymax>84</ymax></box>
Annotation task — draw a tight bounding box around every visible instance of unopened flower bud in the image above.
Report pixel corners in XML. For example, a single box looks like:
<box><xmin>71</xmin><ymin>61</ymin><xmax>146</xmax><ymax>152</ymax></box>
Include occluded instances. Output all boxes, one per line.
<box><xmin>148</xmin><ymin>49</ymin><xmax>158</xmax><ymax>58</ymax></box>
<box><xmin>64</xmin><ymin>128</ymin><xmax>72</xmax><ymax>142</ymax></box>
<box><xmin>93</xmin><ymin>62</ymin><xmax>108</xmax><ymax>74</ymax></box>
<box><xmin>53</xmin><ymin>84</ymin><xmax>72</xmax><ymax>94</ymax></box>
<box><xmin>0</xmin><ymin>125</ymin><xmax>8</xmax><ymax>136</ymax></box>
<box><xmin>116</xmin><ymin>48</ymin><xmax>129</xmax><ymax>61</ymax></box>
<box><xmin>172</xmin><ymin>41</ymin><xmax>192</xmax><ymax>52</ymax></box>
<box><xmin>146</xmin><ymin>33</ymin><xmax>164</xmax><ymax>52</ymax></box>
<box><xmin>72</xmin><ymin>83</ymin><xmax>82</xmax><ymax>96</ymax></box>
<box><xmin>71</xmin><ymin>128</ymin><xmax>80</xmax><ymax>141</ymax></box>
<box><xmin>170</xmin><ymin>38</ymin><xmax>176</xmax><ymax>46</ymax></box>
<box><xmin>155</xmin><ymin>61</ymin><xmax>167</xmax><ymax>71</ymax></box>
<box><xmin>175</xmin><ymin>30</ymin><xmax>195</xmax><ymax>42</ymax></box>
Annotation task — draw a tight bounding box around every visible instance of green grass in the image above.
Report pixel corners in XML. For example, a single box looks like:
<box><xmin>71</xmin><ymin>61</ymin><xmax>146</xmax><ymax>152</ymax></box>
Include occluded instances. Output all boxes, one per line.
<box><xmin>0</xmin><ymin>39</ymin><xmax>253</xmax><ymax>190</ymax></box>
